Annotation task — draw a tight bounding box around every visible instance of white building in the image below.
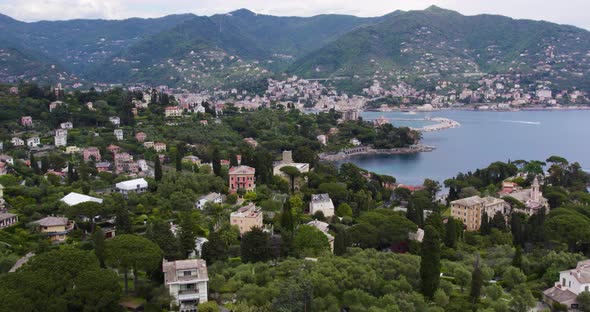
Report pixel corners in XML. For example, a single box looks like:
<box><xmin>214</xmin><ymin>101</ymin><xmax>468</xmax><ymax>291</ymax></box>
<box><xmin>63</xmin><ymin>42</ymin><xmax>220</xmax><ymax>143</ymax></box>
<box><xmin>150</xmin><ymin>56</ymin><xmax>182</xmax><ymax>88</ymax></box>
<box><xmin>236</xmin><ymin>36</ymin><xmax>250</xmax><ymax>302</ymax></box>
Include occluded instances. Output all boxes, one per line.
<box><xmin>26</xmin><ymin>137</ymin><xmax>40</xmax><ymax>148</ymax></box>
<box><xmin>60</xmin><ymin>122</ymin><xmax>73</xmax><ymax>129</ymax></box>
<box><xmin>114</xmin><ymin>129</ymin><xmax>123</xmax><ymax>141</ymax></box>
<box><xmin>55</xmin><ymin>129</ymin><xmax>68</xmax><ymax>147</ymax></box>
<box><xmin>115</xmin><ymin>178</ymin><xmax>148</xmax><ymax>197</ymax></box>
<box><xmin>60</xmin><ymin>192</ymin><xmax>103</xmax><ymax>206</ymax></box>
<box><xmin>317</xmin><ymin>135</ymin><xmax>327</xmax><ymax>145</ymax></box>
<box><xmin>196</xmin><ymin>192</ymin><xmax>223</xmax><ymax>210</ymax></box>
<box><xmin>11</xmin><ymin>137</ymin><xmax>24</xmax><ymax>147</ymax></box>
<box><xmin>163</xmin><ymin>259</ymin><xmax>209</xmax><ymax>312</ymax></box>
<box><xmin>109</xmin><ymin>116</ymin><xmax>121</xmax><ymax>126</ymax></box>
<box><xmin>544</xmin><ymin>259</ymin><xmax>590</xmax><ymax>310</ymax></box>
<box><xmin>309</xmin><ymin>194</ymin><xmax>335</xmax><ymax>217</ymax></box>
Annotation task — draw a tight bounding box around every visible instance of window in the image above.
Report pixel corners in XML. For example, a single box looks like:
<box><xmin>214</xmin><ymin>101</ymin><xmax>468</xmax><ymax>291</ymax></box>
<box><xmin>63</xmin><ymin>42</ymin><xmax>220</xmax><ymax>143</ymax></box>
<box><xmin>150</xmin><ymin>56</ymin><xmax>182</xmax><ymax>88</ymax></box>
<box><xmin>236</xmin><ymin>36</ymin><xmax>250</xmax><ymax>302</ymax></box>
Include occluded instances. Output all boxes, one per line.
<box><xmin>183</xmin><ymin>271</ymin><xmax>192</xmax><ymax>276</ymax></box>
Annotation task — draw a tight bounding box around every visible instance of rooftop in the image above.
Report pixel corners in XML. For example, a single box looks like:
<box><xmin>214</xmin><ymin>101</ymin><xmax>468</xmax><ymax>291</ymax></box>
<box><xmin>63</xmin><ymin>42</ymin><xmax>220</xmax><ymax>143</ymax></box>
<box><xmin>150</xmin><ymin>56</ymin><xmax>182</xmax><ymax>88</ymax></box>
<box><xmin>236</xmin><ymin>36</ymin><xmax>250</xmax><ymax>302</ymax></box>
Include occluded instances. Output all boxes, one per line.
<box><xmin>60</xmin><ymin>192</ymin><xmax>103</xmax><ymax>206</ymax></box>
<box><xmin>451</xmin><ymin>196</ymin><xmax>504</xmax><ymax>207</ymax></box>
<box><xmin>116</xmin><ymin>178</ymin><xmax>148</xmax><ymax>190</ymax></box>
<box><xmin>311</xmin><ymin>194</ymin><xmax>332</xmax><ymax>203</ymax></box>
<box><xmin>231</xmin><ymin>203</ymin><xmax>262</xmax><ymax>218</ymax></box>
<box><xmin>229</xmin><ymin>165</ymin><xmax>256</xmax><ymax>175</ymax></box>
<box><xmin>162</xmin><ymin>259</ymin><xmax>208</xmax><ymax>284</ymax></box>
<box><xmin>33</xmin><ymin>216</ymin><xmax>68</xmax><ymax>227</ymax></box>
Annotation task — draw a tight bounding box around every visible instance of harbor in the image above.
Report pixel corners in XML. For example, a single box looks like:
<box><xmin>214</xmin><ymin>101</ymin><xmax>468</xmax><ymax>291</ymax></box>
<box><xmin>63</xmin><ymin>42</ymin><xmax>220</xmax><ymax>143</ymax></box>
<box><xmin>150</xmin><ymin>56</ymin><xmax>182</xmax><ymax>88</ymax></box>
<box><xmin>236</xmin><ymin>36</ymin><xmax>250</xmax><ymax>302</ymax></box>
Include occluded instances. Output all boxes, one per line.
<box><xmin>319</xmin><ymin>144</ymin><xmax>436</xmax><ymax>161</ymax></box>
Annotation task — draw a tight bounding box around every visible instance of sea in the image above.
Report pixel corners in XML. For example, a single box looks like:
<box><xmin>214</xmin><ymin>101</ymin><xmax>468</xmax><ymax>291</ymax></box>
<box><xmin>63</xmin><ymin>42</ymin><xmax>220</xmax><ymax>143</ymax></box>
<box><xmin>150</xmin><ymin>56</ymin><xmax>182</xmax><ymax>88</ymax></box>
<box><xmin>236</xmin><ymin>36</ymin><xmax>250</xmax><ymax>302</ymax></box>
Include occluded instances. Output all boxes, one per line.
<box><xmin>337</xmin><ymin>110</ymin><xmax>590</xmax><ymax>186</ymax></box>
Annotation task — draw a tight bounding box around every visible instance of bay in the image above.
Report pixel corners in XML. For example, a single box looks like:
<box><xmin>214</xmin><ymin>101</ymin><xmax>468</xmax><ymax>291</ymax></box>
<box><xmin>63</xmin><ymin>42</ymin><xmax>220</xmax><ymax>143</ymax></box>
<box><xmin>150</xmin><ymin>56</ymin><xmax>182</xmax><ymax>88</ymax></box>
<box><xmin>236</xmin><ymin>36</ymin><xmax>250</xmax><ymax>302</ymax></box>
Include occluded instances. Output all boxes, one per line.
<box><xmin>339</xmin><ymin>110</ymin><xmax>590</xmax><ymax>185</ymax></box>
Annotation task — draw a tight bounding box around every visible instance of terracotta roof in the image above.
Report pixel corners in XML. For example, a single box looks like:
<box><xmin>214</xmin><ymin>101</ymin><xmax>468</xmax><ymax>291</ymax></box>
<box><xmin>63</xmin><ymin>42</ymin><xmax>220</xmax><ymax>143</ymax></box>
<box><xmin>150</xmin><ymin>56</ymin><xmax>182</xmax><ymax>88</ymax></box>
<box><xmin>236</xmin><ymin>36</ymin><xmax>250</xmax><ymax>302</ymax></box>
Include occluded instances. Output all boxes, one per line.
<box><xmin>543</xmin><ymin>286</ymin><xmax>577</xmax><ymax>305</ymax></box>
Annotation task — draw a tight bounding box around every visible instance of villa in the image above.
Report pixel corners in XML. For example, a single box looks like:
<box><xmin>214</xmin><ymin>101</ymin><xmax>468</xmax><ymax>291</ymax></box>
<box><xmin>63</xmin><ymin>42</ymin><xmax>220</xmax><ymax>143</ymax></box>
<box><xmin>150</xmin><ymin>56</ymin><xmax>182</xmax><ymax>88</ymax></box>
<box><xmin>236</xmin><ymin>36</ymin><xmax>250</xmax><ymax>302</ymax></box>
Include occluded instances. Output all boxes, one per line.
<box><xmin>543</xmin><ymin>259</ymin><xmax>590</xmax><ymax>310</ymax></box>
<box><xmin>33</xmin><ymin>216</ymin><xmax>75</xmax><ymax>242</ymax></box>
<box><xmin>163</xmin><ymin>259</ymin><xmax>209</xmax><ymax>312</ymax></box>
<box><xmin>230</xmin><ymin>203</ymin><xmax>263</xmax><ymax>235</ymax></box>
<box><xmin>309</xmin><ymin>194</ymin><xmax>335</xmax><ymax>218</ymax></box>
<box><xmin>450</xmin><ymin>196</ymin><xmax>506</xmax><ymax>231</ymax></box>
<box><xmin>228</xmin><ymin>165</ymin><xmax>256</xmax><ymax>194</ymax></box>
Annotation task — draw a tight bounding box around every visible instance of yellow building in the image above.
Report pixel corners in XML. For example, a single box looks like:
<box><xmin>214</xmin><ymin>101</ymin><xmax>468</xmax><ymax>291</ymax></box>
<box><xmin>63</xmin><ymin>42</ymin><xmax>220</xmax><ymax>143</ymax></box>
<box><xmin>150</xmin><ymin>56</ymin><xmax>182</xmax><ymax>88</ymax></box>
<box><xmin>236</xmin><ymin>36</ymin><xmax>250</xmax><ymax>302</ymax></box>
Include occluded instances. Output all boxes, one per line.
<box><xmin>33</xmin><ymin>216</ymin><xmax>75</xmax><ymax>242</ymax></box>
<box><xmin>451</xmin><ymin>196</ymin><xmax>505</xmax><ymax>231</ymax></box>
<box><xmin>230</xmin><ymin>204</ymin><xmax>263</xmax><ymax>235</ymax></box>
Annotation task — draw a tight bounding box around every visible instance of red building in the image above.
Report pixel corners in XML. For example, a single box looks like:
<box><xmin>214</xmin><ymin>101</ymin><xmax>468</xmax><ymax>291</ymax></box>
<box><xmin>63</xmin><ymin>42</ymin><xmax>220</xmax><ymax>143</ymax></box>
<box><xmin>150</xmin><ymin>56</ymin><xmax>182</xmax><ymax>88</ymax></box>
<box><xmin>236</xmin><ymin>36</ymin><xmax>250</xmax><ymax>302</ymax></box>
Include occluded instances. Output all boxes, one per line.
<box><xmin>228</xmin><ymin>165</ymin><xmax>256</xmax><ymax>194</ymax></box>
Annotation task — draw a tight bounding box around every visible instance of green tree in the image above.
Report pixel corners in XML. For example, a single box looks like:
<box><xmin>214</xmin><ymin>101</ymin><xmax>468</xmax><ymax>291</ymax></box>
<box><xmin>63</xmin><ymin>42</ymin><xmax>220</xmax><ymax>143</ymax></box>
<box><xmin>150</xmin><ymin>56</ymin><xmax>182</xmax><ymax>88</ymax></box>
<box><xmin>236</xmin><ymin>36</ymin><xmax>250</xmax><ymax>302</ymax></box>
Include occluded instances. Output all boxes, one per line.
<box><xmin>92</xmin><ymin>226</ymin><xmax>107</xmax><ymax>268</ymax></box>
<box><xmin>106</xmin><ymin>234</ymin><xmax>162</xmax><ymax>294</ymax></box>
<box><xmin>470</xmin><ymin>254</ymin><xmax>483</xmax><ymax>304</ymax></box>
<box><xmin>115</xmin><ymin>206</ymin><xmax>132</xmax><ymax>234</ymax></box>
<box><xmin>445</xmin><ymin>217</ymin><xmax>457</xmax><ymax>248</ymax></box>
<box><xmin>154</xmin><ymin>155</ymin><xmax>162</xmax><ymax>182</ymax></box>
<box><xmin>502</xmin><ymin>266</ymin><xmax>526</xmax><ymax>290</ymax></box>
<box><xmin>480</xmin><ymin>211</ymin><xmax>491</xmax><ymax>235</ymax></box>
<box><xmin>420</xmin><ymin>225</ymin><xmax>441</xmax><ymax>299</ymax></box>
<box><xmin>433</xmin><ymin>289</ymin><xmax>449</xmax><ymax>306</ymax></box>
<box><xmin>512</xmin><ymin>246</ymin><xmax>522</xmax><ymax>269</ymax></box>
<box><xmin>454</xmin><ymin>267</ymin><xmax>471</xmax><ymax>292</ymax></box>
<box><xmin>202</xmin><ymin>231</ymin><xmax>228</xmax><ymax>264</ymax></box>
<box><xmin>178</xmin><ymin>214</ymin><xmax>197</xmax><ymax>257</ymax></box>
<box><xmin>510</xmin><ymin>285</ymin><xmax>535</xmax><ymax>312</ymax></box>
<box><xmin>293</xmin><ymin>225</ymin><xmax>330</xmax><ymax>257</ymax></box>
<box><xmin>68</xmin><ymin>269</ymin><xmax>122</xmax><ymax>311</ymax></box>
<box><xmin>240</xmin><ymin>227</ymin><xmax>270</xmax><ymax>263</ymax></box>
<box><xmin>334</xmin><ymin>230</ymin><xmax>351</xmax><ymax>256</ymax></box>
<box><xmin>577</xmin><ymin>291</ymin><xmax>590</xmax><ymax>312</ymax></box>
<box><xmin>280</xmin><ymin>165</ymin><xmax>300</xmax><ymax>193</ymax></box>
<box><xmin>146</xmin><ymin>220</ymin><xmax>183</xmax><ymax>260</ymax></box>
<box><xmin>335</xmin><ymin>203</ymin><xmax>352</xmax><ymax>217</ymax></box>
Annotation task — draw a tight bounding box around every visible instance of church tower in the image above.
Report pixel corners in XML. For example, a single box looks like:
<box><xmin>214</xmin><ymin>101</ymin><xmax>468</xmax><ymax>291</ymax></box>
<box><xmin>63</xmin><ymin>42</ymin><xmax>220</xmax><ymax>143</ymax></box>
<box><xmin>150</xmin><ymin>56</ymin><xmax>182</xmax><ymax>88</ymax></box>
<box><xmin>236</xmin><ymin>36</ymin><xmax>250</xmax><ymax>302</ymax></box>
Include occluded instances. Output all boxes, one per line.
<box><xmin>531</xmin><ymin>176</ymin><xmax>540</xmax><ymax>202</ymax></box>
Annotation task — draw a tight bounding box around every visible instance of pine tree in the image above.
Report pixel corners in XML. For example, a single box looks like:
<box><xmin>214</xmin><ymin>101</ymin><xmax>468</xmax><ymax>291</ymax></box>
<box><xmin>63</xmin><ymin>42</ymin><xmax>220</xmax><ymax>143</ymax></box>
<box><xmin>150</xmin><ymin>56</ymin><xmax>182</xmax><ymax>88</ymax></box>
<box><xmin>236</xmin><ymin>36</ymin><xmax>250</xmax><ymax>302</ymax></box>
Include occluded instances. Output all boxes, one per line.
<box><xmin>444</xmin><ymin>217</ymin><xmax>457</xmax><ymax>248</ymax></box>
<box><xmin>146</xmin><ymin>220</ymin><xmax>183</xmax><ymax>260</ymax></box>
<box><xmin>420</xmin><ymin>225</ymin><xmax>441</xmax><ymax>299</ymax></box>
<box><xmin>154</xmin><ymin>155</ymin><xmax>162</xmax><ymax>181</ymax></box>
<box><xmin>470</xmin><ymin>253</ymin><xmax>483</xmax><ymax>305</ymax></box>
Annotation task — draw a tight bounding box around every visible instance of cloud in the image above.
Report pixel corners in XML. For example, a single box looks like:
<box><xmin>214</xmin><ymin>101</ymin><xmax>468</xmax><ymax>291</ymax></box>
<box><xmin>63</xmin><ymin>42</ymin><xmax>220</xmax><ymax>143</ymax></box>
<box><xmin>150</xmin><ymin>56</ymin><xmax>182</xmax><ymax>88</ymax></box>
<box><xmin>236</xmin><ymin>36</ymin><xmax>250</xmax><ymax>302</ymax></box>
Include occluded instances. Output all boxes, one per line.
<box><xmin>0</xmin><ymin>0</ymin><xmax>588</xmax><ymax>30</ymax></box>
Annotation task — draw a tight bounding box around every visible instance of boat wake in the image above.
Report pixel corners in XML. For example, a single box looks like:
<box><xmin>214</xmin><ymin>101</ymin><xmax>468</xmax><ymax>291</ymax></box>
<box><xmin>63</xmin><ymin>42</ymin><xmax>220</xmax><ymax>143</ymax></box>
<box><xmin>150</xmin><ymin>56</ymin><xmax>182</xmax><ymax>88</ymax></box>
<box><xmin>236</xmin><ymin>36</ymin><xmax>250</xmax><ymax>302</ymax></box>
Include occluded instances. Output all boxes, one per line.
<box><xmin>500</xmin><ymin>120</ymin><xmax>541</xmax><ymax>125</ymax></box>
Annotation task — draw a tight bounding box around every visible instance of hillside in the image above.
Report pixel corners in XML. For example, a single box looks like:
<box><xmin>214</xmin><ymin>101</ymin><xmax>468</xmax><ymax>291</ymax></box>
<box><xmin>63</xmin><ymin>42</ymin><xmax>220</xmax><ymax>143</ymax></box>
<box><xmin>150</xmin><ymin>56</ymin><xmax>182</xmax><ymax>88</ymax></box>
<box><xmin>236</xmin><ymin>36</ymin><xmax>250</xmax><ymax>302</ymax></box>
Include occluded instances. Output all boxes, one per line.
<box><xmin>289</xmin><ymin>6</ymin><xmax>590</xmax><ymax>90</ymax></box>
<box><xmin>2</xmin><ymin>7</ymin><xmax>590</xmax><ymax>91</ymax></box>
<box><xmin>86</xmin><ymin>9</ymin><xmax>376</xmax><ymax>87</ymax></box>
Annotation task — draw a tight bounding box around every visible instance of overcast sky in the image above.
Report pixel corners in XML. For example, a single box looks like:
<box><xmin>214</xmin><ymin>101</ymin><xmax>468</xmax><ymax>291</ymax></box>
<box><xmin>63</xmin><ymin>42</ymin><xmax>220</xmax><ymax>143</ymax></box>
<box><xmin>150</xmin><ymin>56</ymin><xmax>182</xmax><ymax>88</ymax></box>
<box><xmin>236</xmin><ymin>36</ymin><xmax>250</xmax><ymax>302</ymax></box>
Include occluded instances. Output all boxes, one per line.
<box><xmin>0</xmin><ymin>0</ymin><xmax>589</xmax><ymax>30</ymax></box>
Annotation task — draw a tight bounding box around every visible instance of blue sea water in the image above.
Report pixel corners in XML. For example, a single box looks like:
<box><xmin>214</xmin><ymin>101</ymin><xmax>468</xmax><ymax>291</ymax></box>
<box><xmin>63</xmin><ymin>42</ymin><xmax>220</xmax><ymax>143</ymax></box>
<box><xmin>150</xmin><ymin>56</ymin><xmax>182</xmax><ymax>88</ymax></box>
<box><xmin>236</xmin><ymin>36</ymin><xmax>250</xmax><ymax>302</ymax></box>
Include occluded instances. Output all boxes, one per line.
<box><xmin>340</xmin><ymin>110</ymin><xmax>590</xmax><ymax>185</ymax></box>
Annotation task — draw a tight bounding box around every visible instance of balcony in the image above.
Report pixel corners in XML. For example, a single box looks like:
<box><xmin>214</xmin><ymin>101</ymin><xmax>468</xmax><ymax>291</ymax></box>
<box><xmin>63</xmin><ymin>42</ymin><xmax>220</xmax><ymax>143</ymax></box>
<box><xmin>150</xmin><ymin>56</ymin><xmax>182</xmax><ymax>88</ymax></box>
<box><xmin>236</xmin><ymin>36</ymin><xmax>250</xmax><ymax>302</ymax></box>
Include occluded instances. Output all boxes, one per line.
<box><xmin>178</xmin><ymin>289</ymin><xmax>200</xmax><ymax>301</ymax></box>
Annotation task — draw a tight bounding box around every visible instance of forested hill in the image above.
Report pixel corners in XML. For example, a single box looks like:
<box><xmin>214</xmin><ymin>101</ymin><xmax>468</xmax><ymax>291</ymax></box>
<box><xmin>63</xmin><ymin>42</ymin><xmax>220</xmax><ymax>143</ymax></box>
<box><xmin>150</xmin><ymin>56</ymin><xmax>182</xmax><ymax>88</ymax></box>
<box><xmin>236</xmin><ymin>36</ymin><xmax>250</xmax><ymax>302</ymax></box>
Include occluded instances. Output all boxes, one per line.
<box><xmin>2</xmin><ymin>7</ymin><xmax>590</xmax><ymax>91</ymax></box>
<box><xmin>289</xmin><ymin>6</ymin><xmax>590</xmax><ymax>90</ymax></box>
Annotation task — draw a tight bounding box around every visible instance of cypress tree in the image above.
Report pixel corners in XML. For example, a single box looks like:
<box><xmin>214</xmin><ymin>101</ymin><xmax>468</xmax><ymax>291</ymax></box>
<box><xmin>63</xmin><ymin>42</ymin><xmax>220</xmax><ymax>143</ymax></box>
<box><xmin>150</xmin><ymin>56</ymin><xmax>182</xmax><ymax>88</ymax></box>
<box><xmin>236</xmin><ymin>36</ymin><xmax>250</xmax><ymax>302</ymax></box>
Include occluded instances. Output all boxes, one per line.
<box><xmin>444</xmin><ymin>217</ymin><xmax>457</xmax><ymax>248</ymax></box>
<box><xmin>420</xmin><ymin>225</ymin><xmax>441</xmax><ymax>299</ymax></box>
<box><xmin>334</xmin><ymin>230</ymin><xmax>351</xmax><ymax>256</ymax></box>
<box><xmin>175</xmin><ymin>144</ymin><xmax>185</xmax><ymax>172</ymax></box>
<box><xmin>30</xmin><ymin>153</ymin><xmax>39</xmax><ymax>174</ymax></box>
<box><xmin>92</xmin><ymin>226</ymin><xmax>106</xmax><ymax>268</ymax></box>
<box><xmin>212</xmin><ymin>147</ymin><xmax>221</xmax><ymax>176</ymax></box>
<box><xmin>480</xmin><ymin>211</ymin><xmax>491</xmax><ymax>235</ymax></box>
<box><xmin>512</xmin><ymin>245</ymin><xmax>522</xmax><ymax>269</ymax></box>
<box><xmin>154</xmin><ymin>155</ymin><xmax>162</xmax><ymax>181</ymax></box>
<box><xmin>491</xmin><ymin>211</ymin><xmax>506</xmax><ymax>231</ymax></box>
<box><xmin>470</xmin><ymin>253</ymin><xmax>483</xmax><ymax>305</ymax></box>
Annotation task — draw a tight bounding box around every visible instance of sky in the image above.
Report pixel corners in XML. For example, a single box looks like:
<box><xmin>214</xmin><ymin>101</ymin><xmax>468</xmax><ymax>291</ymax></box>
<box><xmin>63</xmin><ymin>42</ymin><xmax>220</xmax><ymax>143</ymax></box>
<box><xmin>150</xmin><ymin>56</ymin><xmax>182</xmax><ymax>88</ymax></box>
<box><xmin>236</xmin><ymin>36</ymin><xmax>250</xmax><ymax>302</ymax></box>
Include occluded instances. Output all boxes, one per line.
<box><xmin>0</xmin><ymin>0</ymin><xmax>589</xmax><ymax>30</ymax></box>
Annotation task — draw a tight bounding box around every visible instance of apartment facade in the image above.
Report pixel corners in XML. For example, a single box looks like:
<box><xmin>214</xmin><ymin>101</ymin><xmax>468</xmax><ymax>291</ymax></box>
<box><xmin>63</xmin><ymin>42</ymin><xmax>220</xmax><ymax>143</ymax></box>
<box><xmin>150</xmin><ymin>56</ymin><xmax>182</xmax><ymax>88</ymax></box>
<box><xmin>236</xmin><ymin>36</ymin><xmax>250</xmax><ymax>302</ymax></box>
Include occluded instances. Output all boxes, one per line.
<box><xmin>163</xmin><ymin>259</ymin><xmax>209</xmax><ymax>312</ymax></box>
<box><xmin>450</xmin><ymin>196</ymin><xmax>505</xmax><ymax>231</ymax></box>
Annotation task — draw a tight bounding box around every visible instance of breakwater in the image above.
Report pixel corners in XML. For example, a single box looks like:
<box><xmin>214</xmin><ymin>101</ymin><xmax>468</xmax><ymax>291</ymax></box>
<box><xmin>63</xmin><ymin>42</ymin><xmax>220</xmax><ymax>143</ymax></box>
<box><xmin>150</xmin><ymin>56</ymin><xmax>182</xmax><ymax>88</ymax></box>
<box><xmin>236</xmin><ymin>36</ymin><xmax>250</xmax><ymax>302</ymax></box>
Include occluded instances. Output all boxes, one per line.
<box><xmin>319</xmin><ymin>145</ymin><xmax>435</xmax><ymax>161</ymax></box>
